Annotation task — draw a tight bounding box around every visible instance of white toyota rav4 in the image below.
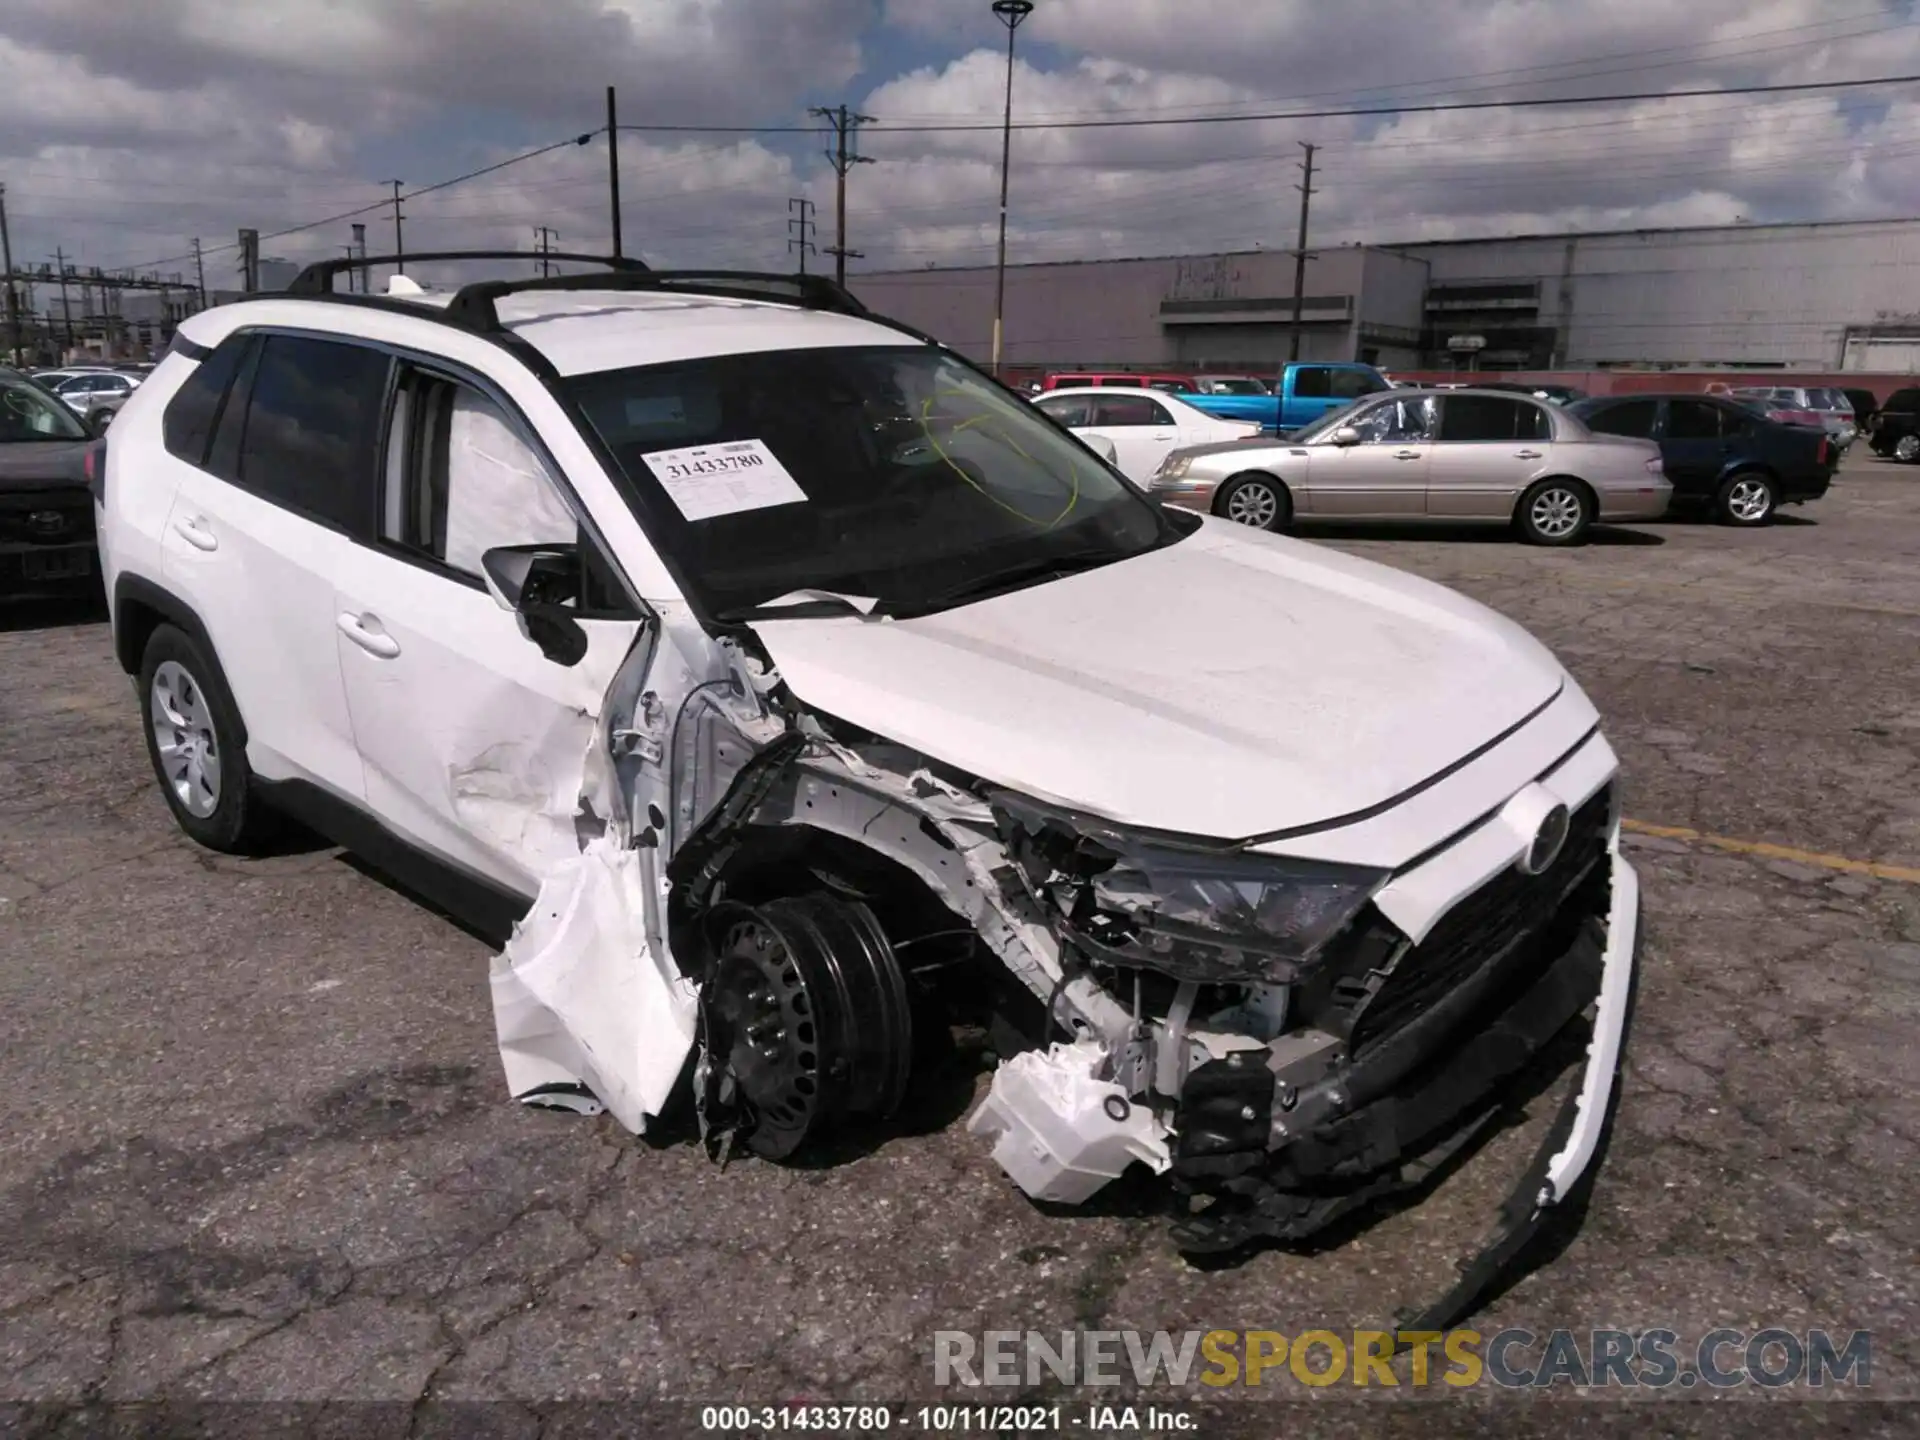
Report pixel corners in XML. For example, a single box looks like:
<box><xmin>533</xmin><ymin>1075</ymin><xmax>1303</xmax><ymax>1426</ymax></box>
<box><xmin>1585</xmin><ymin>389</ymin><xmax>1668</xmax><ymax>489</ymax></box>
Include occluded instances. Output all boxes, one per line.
<box><xmin>96</xmin><ymin>254</ymin><xmax>1637</xmax><ymax>1307</ymax></box>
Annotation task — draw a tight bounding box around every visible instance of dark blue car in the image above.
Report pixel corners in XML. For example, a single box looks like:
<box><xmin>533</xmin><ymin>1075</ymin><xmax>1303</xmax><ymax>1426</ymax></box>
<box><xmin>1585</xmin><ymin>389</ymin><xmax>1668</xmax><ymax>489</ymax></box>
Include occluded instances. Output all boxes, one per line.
<box><xmin>1567</xmin><ymin>392</ymin><xmax>1836</xmax><ymax>527</ymax></box>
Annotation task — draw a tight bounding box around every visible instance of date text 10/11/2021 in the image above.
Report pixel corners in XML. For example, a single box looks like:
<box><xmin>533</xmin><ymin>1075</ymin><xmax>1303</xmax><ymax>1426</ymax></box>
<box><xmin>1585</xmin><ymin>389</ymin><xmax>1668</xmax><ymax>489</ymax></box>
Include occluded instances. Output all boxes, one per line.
<box><xmin>700</xmin><ymin>1405</ymin><xmax>1194</xmax><ymax>1432</ymax></box>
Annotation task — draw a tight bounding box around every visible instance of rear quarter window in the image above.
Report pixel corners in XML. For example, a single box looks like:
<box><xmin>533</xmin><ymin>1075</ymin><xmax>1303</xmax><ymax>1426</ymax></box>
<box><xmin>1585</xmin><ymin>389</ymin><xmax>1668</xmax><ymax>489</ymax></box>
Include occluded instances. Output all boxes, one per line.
<box><xmin>161</xmin><ymin>334</ymin><xmax>250</xmax><ymax>467</ymax></box>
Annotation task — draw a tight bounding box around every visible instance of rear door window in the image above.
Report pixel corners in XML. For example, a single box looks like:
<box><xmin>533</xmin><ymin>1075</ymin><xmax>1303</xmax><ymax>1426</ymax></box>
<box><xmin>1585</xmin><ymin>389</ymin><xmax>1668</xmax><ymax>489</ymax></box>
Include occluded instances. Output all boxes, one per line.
<box><xmin>1091</xmin><ymin>393</ymin><xmax>1172</xmax><ymax>427</ymax></box>
<box><xmin>1583</xmin><ymin>399</ymin><xmax>1658</xmax><ymax>439</ymax></box>
<box><xmin>232</xmin><ymin>334</ymin><xmax>390</xmax><ymax>535</ymax></box>
<box><xmin>1665</xmin><ymin>401</ymin><xmax>1724</xmax><ymax>441</ymax></box>
<box><xmin>1436</xmin><ymin>395</ymin><xmax>1549</xmax><ymax>442</ymax></box>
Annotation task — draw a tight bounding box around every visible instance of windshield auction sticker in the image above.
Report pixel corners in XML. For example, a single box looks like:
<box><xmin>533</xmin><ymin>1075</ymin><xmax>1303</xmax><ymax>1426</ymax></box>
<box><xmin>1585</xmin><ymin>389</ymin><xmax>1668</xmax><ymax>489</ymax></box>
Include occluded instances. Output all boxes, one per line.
<box><xmin>640</xmin><ymin>438</ymin><xmax>807</xmax><ymax>522</ymax></box>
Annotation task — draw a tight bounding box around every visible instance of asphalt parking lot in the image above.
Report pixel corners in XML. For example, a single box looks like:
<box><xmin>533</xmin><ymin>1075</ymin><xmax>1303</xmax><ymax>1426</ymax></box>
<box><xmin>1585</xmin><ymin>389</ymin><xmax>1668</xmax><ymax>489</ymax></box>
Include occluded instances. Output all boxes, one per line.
<box><xmin>1</xmin><ymin>454</ymin><xmax>1916</xmax><ymax>1434</ymax></box>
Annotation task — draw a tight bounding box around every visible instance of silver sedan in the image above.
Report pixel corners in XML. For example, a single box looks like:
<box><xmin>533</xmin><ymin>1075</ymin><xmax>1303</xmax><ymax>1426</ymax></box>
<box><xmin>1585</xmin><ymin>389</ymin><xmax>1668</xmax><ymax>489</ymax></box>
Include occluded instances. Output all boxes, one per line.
<box><xmin>1148</xmin><ymin>386</ymin><xmax>1672</xmax><ymax>546</ymax></box>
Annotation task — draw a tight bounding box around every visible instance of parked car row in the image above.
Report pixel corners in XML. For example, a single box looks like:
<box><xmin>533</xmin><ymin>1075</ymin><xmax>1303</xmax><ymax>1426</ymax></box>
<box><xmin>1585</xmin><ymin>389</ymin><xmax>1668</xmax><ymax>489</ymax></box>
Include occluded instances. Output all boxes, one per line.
<box><xmin>27</xmin><ymin>363</ymin><xmax>148</xmax><ymax>432</ymax></box>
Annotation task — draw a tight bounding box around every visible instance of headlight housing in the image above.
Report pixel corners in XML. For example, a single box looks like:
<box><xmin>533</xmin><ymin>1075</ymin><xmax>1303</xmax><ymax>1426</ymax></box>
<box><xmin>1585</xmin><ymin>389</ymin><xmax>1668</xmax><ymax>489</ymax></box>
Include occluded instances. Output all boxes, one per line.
<box><xmin>1153</xmin><ymin>454</ymin><xmax>1192</xmax><ymax>483</ymax></box>
<box><xmin>1084</xmin><ymin>844</ymin><xmax>1386</xmax><ymax>983</ymax></box>
<box><xmin>991</xmin><ymin>791</ymin><xmax>1386</xmax><ymax>986</ymax></box>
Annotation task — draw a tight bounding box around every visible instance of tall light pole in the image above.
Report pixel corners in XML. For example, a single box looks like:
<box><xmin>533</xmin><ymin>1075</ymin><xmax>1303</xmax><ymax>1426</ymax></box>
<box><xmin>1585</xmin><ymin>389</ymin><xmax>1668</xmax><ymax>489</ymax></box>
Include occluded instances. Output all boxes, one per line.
<box><xmin>989</xmin><ymin>0</ymin><xmax>1033</xmax><ymax>377</ymax></box>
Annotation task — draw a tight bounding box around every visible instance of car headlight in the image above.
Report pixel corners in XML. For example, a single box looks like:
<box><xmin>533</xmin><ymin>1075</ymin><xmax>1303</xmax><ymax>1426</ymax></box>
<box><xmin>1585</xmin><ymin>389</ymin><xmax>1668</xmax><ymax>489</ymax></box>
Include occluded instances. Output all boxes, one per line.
<box><xmin>1154</xmin><ymin>454</ymin><xmax>1192</xmax><ymax>483</ymax></box>
<box><xmin>1082</xmin><ymin>845</ymin><xmax>1387</xmax><ymax>984</ymax></box>
<box><xmin>990</xmin><ymin>791</ymin><xmax>1385</xmax><ymax>986</ymax></box>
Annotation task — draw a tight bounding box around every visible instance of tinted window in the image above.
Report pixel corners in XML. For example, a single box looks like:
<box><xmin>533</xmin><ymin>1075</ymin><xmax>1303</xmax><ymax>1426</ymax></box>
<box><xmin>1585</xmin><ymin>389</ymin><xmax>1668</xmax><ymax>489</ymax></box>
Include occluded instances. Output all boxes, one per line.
<box><xmin>1583</xmin><ymin>399</ymin><xmax>1658</xmax><ymax>439</ymax></box>
<box><xmin>1328</xmin><ymin>368</ymin><xmax>1384</xmax><ymax>400</ymax></box>
<box><xmin>1666</xmin><ymin>401</ymin><xmax>1724</xmax><ymax>441</ymax></box>
<box><xmin>0</xmin><ymin>377</ymin><xmax>89</xmax><ymax>441</ymax></box>
<box><xmin>1884</xmin><ymin>388</ymin><xmax>1920</xmax><ymax>414</ymax></box>
<box><xmin>1292</xmin><ymin>367</ymin><xmax>1332</xmax><ymax>398</ymax></box>
<box><xmin>162</xmin><ymin>334</ymin><xmax>250</xmax><ymax>467</ymax></box>
<box><xmin>1036</xmin><ymin>395</ymin><xmax>1092</xmax><ymax>427</ymax></box>
<box><xmin>1091</xmin><ymin>393</ymin><xmax>1170</xmax><ymax>427</ymax></box>
<box><xmin>1437</xmin><ymin>395</ymin><xmax>1549</xmax><ymax>442</ymax></box>
<box><xmin>235</xmin><ymin>335</ymin><xmax>389</xmax><ymax>532</ymax></box>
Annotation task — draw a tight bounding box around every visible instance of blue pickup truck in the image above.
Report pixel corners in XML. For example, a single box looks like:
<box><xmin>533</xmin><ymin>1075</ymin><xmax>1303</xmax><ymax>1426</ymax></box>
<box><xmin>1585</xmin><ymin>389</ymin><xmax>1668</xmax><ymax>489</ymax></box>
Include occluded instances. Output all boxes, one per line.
<box><xmin>1182</xmin><ymin>361</ymin><xmax>1392</xmax><ymax>433</ymax></box>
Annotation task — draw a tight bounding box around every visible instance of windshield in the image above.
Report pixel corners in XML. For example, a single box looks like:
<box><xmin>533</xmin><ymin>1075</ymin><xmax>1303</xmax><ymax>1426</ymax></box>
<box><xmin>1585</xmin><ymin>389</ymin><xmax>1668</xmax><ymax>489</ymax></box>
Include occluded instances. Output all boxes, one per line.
<box><xmin>565</xmin><ymin>345</ymin><xmax>1170</xmax><ymax>617</ymax></box>
<box><xmin>0</xmin><ymin>378</ymin><xmax>89</xmax><ymax>442</ymax></box>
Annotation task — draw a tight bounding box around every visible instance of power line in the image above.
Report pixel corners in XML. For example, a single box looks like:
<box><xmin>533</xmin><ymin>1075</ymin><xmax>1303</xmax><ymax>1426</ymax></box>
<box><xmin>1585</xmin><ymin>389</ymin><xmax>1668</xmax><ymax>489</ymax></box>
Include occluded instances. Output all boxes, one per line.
<box><xmin>864</xmin><ymin>71</ymin><xmax>1920</xmax><ymax>133</ymax></box>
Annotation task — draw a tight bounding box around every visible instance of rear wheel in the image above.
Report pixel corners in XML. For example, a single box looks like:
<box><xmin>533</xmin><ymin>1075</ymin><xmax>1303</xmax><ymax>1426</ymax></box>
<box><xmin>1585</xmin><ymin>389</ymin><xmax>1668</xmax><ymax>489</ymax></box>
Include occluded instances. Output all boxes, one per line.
<box><xmin>1895</xmin><ymin>434</ymin><xmax>1920</xmax><ymax>463</ymax></box>
<box><xmin>1216</xmin><ymin>472</ymin><xmax>1292</xmax><ymax>532</ymax></box>
<box><xmin>137</xmin><ymin>624</ymin><xmax>274</xmax><ymax>853</ymax></box>
<box><xmin>1715</xmin><ymin>470</ymin><xmax>1775</xmax><ymax>526</ymax></box>
<box><xmin>1515</xmin><ymin>479</ymin><xmax>1593</xmax><ymax>546</ymax></box>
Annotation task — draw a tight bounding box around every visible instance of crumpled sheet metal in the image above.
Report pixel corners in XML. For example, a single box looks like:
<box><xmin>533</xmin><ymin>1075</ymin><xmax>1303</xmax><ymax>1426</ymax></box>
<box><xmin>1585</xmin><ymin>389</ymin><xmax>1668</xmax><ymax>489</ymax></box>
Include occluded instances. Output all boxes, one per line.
<box><xmin>490</xmin><ymin>836</ymin><xmax>696</xmax><ymax>1132</ymax></box>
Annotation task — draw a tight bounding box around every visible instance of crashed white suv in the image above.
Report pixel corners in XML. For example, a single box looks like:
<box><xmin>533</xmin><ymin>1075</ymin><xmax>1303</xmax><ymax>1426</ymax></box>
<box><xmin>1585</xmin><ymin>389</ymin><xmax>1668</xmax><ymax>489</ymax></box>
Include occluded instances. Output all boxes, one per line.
<box><xmin>96</xmin><ymin>254</ymin><xmax>1637</xmax><ymax>1299</ymax></box>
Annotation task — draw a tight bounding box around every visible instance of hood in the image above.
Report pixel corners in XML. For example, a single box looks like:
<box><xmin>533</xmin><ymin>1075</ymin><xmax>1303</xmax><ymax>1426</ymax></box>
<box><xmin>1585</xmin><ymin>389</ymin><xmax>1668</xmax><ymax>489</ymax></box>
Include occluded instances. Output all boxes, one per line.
<box><xmin>0</xmin><ymin>440</ymin><xmax>89</xmax><ymax>493</ymax></box>
<box><xmin>1173</xmin><ymin>436</ymin><xmax>1302</xmax><ymax>465</ymax></box>
<box><xmin>752</xmin><ymin>519</ymin><xmax>1569</xmax><ymax>841</ymax></box>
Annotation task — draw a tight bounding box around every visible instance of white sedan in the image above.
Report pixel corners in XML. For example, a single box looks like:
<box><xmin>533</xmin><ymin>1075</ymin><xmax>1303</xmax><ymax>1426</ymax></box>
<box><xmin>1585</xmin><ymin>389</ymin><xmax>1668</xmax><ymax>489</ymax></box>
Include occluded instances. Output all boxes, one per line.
<box><xmin>1033</xmin><ymin>385</ymin><xmax>1261</xmax><ymax>484</ymax></box>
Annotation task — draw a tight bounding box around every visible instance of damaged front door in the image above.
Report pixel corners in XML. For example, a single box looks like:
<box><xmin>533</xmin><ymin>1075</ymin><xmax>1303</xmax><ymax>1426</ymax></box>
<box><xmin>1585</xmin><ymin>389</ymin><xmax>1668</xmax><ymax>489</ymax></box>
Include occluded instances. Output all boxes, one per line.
<box><xmin>332</xmin><ymin>367</ymin><xmax>648</xmax><ymax>898</ymax></box>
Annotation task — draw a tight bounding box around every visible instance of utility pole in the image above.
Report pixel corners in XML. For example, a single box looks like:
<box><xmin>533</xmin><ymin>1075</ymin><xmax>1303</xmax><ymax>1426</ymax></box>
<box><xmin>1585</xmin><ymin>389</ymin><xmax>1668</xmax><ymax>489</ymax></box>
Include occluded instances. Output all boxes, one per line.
<box><xmin>387</xmin><ymin>180</ymin><xmax>406</xmax><ymax>275</ymax></box>
<box><xmin>1286</xmin><ymin>142</ymin><xmax>1317</xmax><ymax>365</ymax></box>
<box><xmin>534</xmin><ymin>226</ymin><xmax>558</xmax><ymax>277</ymax></box>
<box><xmin>0</xmin><ymin>183</ymin><xmax>20</xmax><ymax>365</ymax></box>
<box><xmin>786</xmin><ymin>197</ymin><xmax>816</xmax><ymax>275</ymax></box>
<box><xmin>237</xmin><ymin>229</ymin><xmax>260</xmax><ymax>293</ymax></box>
<box><xmin>606</xmin><ymin>86</ymin><xmax>623</xmax><ymax>259</ymax></box>
<box><xmin>810</xmin><ymin>104</ymin><xmax>874</xmax><ymax>286</ymax></box>
<box><xmin>191</xmin><ymin>237</ymin><xmax>207</xmax><ymax>311</ymax></box>
<box><xmin>53</xmin><ymin>247</ymin><xmax>74</xmax><ymax>349</ymax></box>
<box><xmin>990</xmin><ymin>0</ymin><xmax>1035</xmax><ymax>377</ymax></box>
<box><xmin>351</xmin><ymin>222</ymin><xmax>367</xmax><ymax>294</ymax></box>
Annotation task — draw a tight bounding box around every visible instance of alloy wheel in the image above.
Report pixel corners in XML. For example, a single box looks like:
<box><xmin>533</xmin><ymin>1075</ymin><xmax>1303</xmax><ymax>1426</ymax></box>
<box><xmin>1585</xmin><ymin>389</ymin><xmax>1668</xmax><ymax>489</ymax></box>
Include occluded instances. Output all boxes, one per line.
<box><xmin>1896</xmin><ymin>434</ymin><xmax>1920</xmax><ymax>462</ymax></box>
<box><xmin>1224</xmin><ymin>480</ymin><xmax>1280</xmax><ymax>528</ymax></box>
<box><xmin>1726</xmin><ymin>477</ymin><xmax>1772</xmax><ymax>523</ymax></box>
<box><xmin>150</xmin><ymin>660</ymin><xmax>221</xmax><ymax>818</ymax></box>
<box><xmin>1528</xmin><ymin>486</ymin><xmax>1584</xmax><ymax>540</ymax></box>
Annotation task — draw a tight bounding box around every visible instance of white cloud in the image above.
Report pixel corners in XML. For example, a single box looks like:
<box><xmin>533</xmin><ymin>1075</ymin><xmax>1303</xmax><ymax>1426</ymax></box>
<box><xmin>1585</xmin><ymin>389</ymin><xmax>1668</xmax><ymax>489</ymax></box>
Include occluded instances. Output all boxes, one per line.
<box><xmin>0</xmin><ymin>0</ymin><xmax>1913</xmax><ymax>286</ymax></box>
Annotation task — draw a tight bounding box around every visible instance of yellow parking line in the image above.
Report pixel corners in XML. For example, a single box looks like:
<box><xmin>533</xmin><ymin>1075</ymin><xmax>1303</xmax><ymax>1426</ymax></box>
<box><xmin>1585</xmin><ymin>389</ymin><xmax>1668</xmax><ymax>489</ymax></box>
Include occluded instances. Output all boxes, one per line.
<box><xmin>1623</xmin><ymin>819</ymin><xmax>1920</xmax><ymax>885</ymax></box>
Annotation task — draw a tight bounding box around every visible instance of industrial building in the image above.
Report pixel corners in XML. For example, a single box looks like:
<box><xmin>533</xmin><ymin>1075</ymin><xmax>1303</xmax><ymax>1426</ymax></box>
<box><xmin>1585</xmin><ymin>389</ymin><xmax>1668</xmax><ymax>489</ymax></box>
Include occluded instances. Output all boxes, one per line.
<box><xmin>853</xmin><ymin>216</ymin><xmax>1920</xmax><ymax>375</ymax></box>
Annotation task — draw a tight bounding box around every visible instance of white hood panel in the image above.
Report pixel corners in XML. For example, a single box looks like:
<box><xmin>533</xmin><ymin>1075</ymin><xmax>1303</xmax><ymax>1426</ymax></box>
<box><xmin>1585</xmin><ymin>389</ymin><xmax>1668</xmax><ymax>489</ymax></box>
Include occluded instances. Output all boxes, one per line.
<box><xmin>754</xmin><ymin>518</ymin><xmax>1571</xmax><ymax>842</ymax></box>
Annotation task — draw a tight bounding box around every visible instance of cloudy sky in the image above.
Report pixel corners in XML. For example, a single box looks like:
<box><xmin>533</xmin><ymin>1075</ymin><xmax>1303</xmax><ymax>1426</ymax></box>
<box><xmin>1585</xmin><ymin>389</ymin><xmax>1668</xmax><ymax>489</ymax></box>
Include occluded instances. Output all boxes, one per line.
<box><xmin>2</xmin><ymin>0</ymin><xmax>1918</xmax><ymax>289</ymax></box>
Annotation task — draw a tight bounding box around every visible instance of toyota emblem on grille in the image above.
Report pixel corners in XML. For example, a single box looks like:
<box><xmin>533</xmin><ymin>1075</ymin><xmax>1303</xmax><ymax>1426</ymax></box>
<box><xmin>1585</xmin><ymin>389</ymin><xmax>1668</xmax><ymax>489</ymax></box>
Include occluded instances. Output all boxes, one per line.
<box><xmin>27</xmin><ymin>509</ymin><xmax>69</xmax><ymax>537</ymax></box>
<box><xmin>1520</xmin><ymin>803</ymin><xmax>1571</xmax><ymax>875</ymax></box>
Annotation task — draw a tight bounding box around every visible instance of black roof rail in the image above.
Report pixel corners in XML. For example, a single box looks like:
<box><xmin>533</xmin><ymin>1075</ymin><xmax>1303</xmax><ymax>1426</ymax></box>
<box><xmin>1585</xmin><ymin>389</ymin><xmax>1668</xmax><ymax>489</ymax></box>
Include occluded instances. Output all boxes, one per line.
<box><xmin>286</xmin><ymin>250</ymin><xmax>650</xmax><ymax>295</ymax></box>
<box><xmin>441</xmin><ymin>268</ymin><xmax>875</xmax><ymax>331</ymax></box>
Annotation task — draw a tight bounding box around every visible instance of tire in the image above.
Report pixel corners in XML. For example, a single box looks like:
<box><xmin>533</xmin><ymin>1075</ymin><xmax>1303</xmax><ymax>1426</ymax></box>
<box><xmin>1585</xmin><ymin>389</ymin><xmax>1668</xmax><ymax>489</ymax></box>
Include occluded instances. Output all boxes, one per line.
<box><xmin>1715</xmin><ymin>470</ymin><xmax>1776</xmax><ymax>527</ymax></box>
<box><xmin>1514</xmin><ymin>478</ymin><xmax>1593</xmax><ymax>547</ymax></box>
<box><xmin>137</xmin><ymin>624</ymin><xmax>274</xmax><ymax>853</ymax></box>
<box><xmin>1895</xmin><ymin>433</ymin><xmax>1920</xmax><ymax>463</ymax></box>
<box><xmin>1215</xmin><ymin>472</ymin><xmax>1292</xmax><ymax>532</ymax></box>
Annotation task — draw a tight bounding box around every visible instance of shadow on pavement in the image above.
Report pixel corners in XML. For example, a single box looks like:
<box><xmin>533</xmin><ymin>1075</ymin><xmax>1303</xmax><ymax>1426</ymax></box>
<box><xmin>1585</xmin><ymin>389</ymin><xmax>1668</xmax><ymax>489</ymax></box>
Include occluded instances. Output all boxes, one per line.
<box><xmin>1</xmin><ymin>586</ymin><xmax>108</xmax><ymax>632</ymax></box>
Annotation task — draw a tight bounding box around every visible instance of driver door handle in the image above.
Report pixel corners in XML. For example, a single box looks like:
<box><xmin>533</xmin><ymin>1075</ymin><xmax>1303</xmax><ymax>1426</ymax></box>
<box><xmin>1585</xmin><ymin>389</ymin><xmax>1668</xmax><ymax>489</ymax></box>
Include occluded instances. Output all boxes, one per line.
<box><xmin>171</xmin><ymin>514</ymin><xmax>218</xmax><ymax>551</ymax></box>
<box><xmin>337</xmin><ymin>611</ymin><xmax>401</xmax><ymax>659</ymax></box>
<box><xmin>1515</xmin><ymin>449</ymin><xmax>1544</xmax><ymax>459</ymax></box>
<box><xmin>1393</xmin><ymin>450</ymin><xmax>1423</xmax><ymax>460</ymax></box>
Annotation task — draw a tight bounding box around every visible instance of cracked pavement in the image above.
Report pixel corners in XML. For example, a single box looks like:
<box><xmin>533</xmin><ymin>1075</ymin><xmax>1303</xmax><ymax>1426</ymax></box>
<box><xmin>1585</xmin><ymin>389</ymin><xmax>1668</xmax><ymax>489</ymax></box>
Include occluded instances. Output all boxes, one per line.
<box><xmin>0</xmin><ymin>456</ymin><xmax>1915</xmax><ymax>1433</ymax></box>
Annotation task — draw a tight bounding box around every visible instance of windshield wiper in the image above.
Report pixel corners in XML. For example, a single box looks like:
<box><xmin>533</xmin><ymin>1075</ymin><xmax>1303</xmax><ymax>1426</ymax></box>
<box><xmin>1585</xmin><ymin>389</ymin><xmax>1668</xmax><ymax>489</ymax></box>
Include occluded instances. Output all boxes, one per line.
<box><xmin>714</xmin><ymin>588</ymin><xmax>884</xmax><ymax>623</ymax></box>
<box><xmin>886</xmin><ymin>546</ymin><xmax>1137</xmax><ymax>620</ymax></box>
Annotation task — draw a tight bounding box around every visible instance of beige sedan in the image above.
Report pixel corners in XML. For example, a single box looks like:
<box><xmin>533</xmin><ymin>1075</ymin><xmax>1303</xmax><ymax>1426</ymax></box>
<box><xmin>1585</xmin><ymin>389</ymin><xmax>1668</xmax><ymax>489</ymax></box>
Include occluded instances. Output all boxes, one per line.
<box><xmin>1148</xmin><ymin>387</ymin><xmax>1672</xmax><ymax>545</ymax></box>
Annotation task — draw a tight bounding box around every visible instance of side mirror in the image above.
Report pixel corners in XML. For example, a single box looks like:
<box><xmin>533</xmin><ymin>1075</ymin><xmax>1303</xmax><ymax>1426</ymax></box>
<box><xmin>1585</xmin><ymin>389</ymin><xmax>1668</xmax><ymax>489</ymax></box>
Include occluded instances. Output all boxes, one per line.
<box><xmin>1331</xmin><ymin>426</ymin><xmax>1362</xmax><ymax>446</ymax></box>
<box><xmin>480</xmin><ymin>544</ymin><xmax>589</xmax><ymax>667</ymax></box>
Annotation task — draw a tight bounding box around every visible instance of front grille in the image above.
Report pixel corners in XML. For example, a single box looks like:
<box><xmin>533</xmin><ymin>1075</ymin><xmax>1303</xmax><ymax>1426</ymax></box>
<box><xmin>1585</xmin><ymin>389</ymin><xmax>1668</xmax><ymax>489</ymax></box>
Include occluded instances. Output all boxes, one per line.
<box><xmin>0</xmin><ymin>491</ymin><xmax>95</xmax><ymax>546</ymax></box>
<box><xmin>1346</xmin><ymin>783</ymin><xmax>1613</xmax><ymax>1054</ymax></box>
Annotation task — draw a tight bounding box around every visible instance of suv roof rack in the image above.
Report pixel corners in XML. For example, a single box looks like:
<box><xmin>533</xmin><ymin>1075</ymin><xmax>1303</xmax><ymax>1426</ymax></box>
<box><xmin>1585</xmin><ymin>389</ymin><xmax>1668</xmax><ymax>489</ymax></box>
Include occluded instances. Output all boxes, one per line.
<box><xmin>286</xmin><ymin>250</ymin><xmax>650</xmax><ymax>295</ymax></box>
<box><xmin>441</xmin><ymin>269</ymin><xmax>876</xmax><ymax>331</ymax></box>
<box><xmin>279</xmin><ymin>252</ymin><xmax>878</xmax><ymax>335</ymax></box>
